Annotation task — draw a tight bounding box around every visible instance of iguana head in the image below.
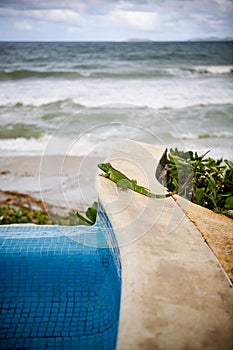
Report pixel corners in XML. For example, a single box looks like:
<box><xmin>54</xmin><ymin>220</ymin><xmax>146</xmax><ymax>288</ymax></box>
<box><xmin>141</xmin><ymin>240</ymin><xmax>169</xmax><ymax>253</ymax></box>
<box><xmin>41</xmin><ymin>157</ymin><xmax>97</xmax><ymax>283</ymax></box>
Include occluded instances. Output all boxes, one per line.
<box><xmin>98</xmin><ymin>162</ymin><xmax>111</xmax><ymax>173</ymax></box>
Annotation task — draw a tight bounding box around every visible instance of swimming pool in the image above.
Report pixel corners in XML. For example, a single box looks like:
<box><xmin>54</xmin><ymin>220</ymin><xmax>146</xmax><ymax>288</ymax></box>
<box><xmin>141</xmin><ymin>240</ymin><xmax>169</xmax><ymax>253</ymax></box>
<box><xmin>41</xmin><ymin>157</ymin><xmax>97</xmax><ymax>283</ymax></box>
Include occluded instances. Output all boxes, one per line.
<box><xmin>0</xmin><ymin>202</ymin><xmax>121</xmax><ymax>349</ymax></box>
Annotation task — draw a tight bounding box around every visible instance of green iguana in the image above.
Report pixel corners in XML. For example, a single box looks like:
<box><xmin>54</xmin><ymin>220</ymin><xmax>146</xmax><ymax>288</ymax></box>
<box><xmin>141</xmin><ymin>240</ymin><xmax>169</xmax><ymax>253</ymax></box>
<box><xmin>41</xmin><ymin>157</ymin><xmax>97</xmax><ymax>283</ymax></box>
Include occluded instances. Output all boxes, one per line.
<box><xmin>98</xmin><ymin>162</ymin><xmax>171</xmax><ymax>198</ymax></box>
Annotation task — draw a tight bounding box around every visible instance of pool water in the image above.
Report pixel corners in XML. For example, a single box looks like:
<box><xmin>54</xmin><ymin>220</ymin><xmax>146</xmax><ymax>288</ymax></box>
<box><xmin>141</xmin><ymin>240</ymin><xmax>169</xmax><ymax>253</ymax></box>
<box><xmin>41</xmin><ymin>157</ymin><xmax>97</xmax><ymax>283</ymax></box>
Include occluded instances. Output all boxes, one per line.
<box><xmin>0</xmin><ymin>204</ymin><xmax>121</xmax><ymax>350</ymax></box>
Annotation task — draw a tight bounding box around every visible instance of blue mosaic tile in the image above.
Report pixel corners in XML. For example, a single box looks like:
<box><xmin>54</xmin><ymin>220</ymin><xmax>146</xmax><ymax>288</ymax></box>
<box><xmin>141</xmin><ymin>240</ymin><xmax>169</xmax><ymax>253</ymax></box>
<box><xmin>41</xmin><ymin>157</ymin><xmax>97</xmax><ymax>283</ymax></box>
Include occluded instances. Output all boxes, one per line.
<box><xmin>0</xmin><ymin>203</ymin><xmax>121</xmax><ymax>349</ymax></box>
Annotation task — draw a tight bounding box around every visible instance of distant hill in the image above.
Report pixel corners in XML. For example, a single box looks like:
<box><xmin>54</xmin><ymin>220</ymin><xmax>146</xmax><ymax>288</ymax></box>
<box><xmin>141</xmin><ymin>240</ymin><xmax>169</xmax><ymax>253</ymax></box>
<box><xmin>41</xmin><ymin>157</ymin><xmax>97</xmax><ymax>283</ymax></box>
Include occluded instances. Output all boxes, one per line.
<box><xmin>189</xmin><ymin>37</ymin><xmax>233</xmax><ymax>42</ymax></box>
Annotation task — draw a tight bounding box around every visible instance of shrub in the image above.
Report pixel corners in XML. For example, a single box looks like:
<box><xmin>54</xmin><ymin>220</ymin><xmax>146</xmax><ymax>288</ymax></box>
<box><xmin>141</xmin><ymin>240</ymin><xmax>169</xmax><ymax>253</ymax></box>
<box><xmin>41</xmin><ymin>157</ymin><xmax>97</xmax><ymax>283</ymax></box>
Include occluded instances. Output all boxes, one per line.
<box><xmin>166</xmin><ymin>148</ymin><xmax>233</xmax><ymax>215</ymax></box>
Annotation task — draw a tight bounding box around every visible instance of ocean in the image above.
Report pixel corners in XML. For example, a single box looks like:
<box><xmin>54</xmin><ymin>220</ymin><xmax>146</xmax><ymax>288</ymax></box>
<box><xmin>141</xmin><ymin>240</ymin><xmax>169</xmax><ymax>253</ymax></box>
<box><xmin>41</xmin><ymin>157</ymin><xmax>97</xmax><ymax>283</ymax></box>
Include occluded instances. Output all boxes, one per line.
<box><xmin>0</xmin><ymin>41</ymin><xmax>232</xmax><ymax>160</ymax></box>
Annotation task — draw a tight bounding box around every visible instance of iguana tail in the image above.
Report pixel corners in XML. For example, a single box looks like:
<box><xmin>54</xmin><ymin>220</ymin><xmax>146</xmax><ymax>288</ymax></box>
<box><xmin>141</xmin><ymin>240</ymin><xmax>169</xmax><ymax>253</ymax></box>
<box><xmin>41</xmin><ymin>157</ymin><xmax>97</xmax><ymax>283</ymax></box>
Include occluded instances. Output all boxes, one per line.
<box><xmin>145</xmin><ymin>191</ymin><xmax>171</xmax><ymax>199</ymax></box>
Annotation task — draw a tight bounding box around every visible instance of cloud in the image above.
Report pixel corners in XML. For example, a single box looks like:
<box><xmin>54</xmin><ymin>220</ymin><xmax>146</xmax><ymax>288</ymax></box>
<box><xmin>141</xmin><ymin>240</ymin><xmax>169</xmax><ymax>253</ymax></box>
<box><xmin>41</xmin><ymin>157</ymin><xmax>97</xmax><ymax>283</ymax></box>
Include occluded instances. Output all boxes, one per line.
<box><xmin>0</xmin><ymin>7</ymin><xmax>83</xmax><ymax>25</ymax></box>
<box><xmin>215</xmin><ymin>0</ymin><xmax>233</xmax><ymax>11</ymax></box>
<box><xmin>15</xmin><ymin>19</ymin><xmax>31</xmax><ymax>31</ymax></box>
<box><xmin>39</xmin><ymin>9</ymin><xmax>83</xmax><ymax>25</ymax></box>
<box><xmin>0</xmin><ymin>0</ymin><xmax>232</xmax><ymax>40</ymax></box>
<box><xmin>110</xmin><ymin>10</ymin><xmax>161</xmax><ymax>31</ymax></box>
<box><xmin>68</xmin><ymin>26</ymin><xmax>81</xmax><ymax>33</ymax></box>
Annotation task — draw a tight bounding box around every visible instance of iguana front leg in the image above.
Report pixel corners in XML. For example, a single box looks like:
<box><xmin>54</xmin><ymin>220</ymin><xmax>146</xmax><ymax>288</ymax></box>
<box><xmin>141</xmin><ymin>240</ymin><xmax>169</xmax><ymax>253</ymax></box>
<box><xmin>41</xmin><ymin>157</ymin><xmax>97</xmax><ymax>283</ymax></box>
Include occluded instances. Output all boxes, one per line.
<box><xmin>100</xmin><ymin>171</ymin><xmax>110</xmax><ymax>178</ymax></box>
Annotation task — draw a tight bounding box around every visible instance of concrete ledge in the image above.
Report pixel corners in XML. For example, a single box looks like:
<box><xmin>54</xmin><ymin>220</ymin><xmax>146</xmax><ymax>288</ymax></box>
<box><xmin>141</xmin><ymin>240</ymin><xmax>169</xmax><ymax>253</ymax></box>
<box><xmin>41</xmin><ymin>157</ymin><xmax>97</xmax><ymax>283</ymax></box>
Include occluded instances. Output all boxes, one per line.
<box><xmin>96</xmin><ymin>140</ymin><xmax>233</xmax><ymax>350</ymax></box>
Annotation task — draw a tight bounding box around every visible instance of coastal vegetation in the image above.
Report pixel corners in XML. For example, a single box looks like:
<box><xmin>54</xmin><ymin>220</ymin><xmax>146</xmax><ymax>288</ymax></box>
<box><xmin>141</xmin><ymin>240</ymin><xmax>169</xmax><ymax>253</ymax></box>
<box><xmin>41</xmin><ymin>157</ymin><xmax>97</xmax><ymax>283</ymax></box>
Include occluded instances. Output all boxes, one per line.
<box><xmin>0</xmin><ymin>190</ymin><xmax>98</xmax><ymax>226</ymax></box>
<box><xmin>69</xmin><ymin>202</ymin><xmax>98</xmax><ymax>226</ymax></box>
<box><xmin>0</xmin><ymin>149</ymin><xmax>232</xmax><ymax>225</ymax></box>
<box><xmin>0</xmin><ymin>188</ymin><xmax>97</xmax><ymax>226</ymax></box>
<box><xmin>0</xmin><ymin>204</ymin><xmax>51</xmax><ymax>225</ymax></box>
<box><xmin>165</xmin><ymin>148</ymin><xmax>233</xmax><ymax>216</ymax></box>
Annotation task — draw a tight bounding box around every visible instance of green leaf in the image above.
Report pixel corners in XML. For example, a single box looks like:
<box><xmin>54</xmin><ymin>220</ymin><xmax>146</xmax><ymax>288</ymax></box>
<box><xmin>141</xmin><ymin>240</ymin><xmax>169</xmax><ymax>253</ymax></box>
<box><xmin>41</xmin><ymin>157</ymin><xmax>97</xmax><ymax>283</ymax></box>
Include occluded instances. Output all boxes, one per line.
<box><xmin>207</xmin><ymin>173</ymin><xmax>216</xmax><ymax>188</ymax></box>
<box><xmin>196</xmin><ymin>188</ymin><xmax>205</xmax><ymax>205</ymax></box>
<box><xmin>225</xmin><ymin>196</ymin><xmax>233</xmax><ymax>210</ymax></box>
<box><xmin>86</xmin><ymin>201</ymin><xmax>98</xmax><ymax>224</ymax></box>
<box><xmin>206</xmin><ymin>193</ymin><xmax>218</xmax><ymax>209</ymax></box>
<box><xmin>75</xmin><ymin>212</ymin><xmax>93</xmax><ymax>225</ymax></box>
<box><xmin>225</xmin><ymin>159</ymin><xmax>233</xmax><ymax>169</ymax></box>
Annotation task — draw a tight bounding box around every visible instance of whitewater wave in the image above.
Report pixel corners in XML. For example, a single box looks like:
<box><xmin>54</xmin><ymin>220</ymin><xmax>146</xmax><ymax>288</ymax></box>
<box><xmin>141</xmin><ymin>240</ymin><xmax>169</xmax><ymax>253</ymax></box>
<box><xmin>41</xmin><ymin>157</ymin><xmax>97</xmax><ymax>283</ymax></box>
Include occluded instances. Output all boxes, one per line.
<box><xmin>1</xmin><ymin>126</ymin><xmax>232</xmax><ymax>158</ymax></box>
<box><xmin>171</xmin><ymin>130</ymin><xmax>233</xmax><ymax>140</ymax></box>
<box><xmin>0</xmin><ymin>69</ymin><xmax>89</xmax><ymax>80</ymax></box>
<box><xmin>0</xmin><ymin>68</ymin><xmax>172</xmax><ymax>80</ymax></box>
<box><xmin>0</xmin><ymin>134</ymin><xmax>113</xmax><ymax>157</ymax></box>
<box><xmin>0</xmin><ymin>135</ymin><xmax>51</xmax><ymax>156</ymax></box>
<box><xmin>0</xmin><ymin>123</ymin><xmax>45</xmax><ymax>139</ymax></box>
<box><xmin>0</xmin><ymin>97</ymin><xmax>85</xmax><ymax>109</ymax></box>
<box><xmin>1</xmin><ymin>65</ymin><xmax>232</xmax><ymax>81</ymax></box>
<box><xmin>0</xmin><ymin>93</ymin><xmax>232</xmax><ymax>112</ymax></box>
<box><xmin>183</xmin><ymin>65</ymin><xmax>233</xmax><ymax>75</ymax></box>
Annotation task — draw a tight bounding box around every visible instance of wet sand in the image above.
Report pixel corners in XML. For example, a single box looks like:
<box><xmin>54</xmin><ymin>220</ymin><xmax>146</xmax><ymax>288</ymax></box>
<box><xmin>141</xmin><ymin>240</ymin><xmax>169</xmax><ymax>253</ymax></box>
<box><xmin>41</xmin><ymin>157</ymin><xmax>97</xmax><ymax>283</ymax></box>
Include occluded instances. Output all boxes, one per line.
<box><xmin>0</xmin><ymin>155</ymin><xmax>103</xmax><ymax>213</ymax></box>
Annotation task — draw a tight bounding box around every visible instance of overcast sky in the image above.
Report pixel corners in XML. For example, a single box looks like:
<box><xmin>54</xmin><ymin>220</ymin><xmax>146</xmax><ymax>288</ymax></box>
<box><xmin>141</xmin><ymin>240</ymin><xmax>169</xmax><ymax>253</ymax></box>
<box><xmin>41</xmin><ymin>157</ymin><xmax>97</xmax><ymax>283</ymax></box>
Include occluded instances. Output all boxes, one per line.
<box><xmin>0</xmin><ymin>0</ymin><xmax>232</xmax><ymax>41</ymax></box>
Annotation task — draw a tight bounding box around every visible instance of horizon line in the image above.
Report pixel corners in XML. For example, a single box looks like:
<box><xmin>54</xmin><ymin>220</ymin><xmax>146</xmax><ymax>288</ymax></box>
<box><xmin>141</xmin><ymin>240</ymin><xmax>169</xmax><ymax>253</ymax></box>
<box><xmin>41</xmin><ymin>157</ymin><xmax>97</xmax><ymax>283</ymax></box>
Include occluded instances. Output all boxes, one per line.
<box><xmin>0</xmin><ymin>38</ymin><xmax>232</xmax><ymax>43</ymax></box>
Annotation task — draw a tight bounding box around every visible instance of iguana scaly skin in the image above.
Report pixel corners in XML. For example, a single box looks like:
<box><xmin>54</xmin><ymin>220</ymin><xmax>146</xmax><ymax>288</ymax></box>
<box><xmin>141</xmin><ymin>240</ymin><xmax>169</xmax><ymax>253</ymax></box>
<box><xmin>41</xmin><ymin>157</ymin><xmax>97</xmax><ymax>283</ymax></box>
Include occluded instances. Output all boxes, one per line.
<box><xmin>98</xmin><ymin>162</ymin><xmax>171</xmax><ymax>198</ymax></box>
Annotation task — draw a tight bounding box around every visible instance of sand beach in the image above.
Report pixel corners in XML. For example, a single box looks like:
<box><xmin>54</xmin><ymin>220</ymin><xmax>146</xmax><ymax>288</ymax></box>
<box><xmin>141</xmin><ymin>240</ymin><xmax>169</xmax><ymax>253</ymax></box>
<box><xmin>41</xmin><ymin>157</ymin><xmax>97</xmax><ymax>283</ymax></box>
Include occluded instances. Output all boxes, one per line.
<box><xmin>0</xmin><ymin>155</ymin><xmax>101</xmax><ymax>215</ymax></box>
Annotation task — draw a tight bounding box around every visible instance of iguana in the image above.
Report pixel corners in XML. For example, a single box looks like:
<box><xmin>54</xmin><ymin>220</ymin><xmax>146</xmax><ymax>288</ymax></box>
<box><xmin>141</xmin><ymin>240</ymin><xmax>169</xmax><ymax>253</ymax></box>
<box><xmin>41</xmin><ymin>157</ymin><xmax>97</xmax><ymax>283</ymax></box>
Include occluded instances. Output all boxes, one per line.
<box><xmin>98</xmin><ymin>162</ymin><xmax>171</xmax><ymax>198</ymax></box>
